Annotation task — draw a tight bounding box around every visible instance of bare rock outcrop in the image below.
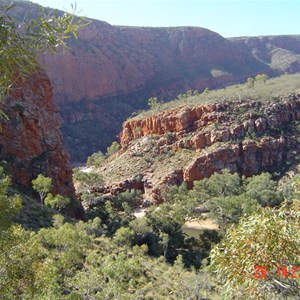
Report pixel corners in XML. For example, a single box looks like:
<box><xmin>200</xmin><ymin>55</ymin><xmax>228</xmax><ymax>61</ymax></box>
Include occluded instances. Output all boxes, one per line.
<box><xmin>0</xmin><ymin>73</ymin><xmax>84</xmax><ymax>219</ymax></box>
<box><xmin>112</xmin><ymin>94</ymin><xmax>300</xmax><ymax>200</ymax></box>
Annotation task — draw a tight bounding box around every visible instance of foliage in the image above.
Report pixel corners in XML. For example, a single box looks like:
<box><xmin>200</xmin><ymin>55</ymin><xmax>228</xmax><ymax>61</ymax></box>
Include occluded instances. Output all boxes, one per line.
<box><xmin>0</xmin><ymin>1</ymin><xmax>89</xmax><ymax>100</ymax></box>
<box><xmin>255</xmin><ymin>73</ymin><xmax>269</xmax><ymax>83</ymax></box>
<box><xmin>0</xmin><ymin>168</ymin><xmax>60</xmax><ymax>299</ymax></box>
<box><xmin>246</xmin><ymin>77</ymin><xmax>255</xmax><ymax>88</ymax></box>
<box><xmin>114</xmin><ymin>189</ymin><xmax>142</xmax><ymax>209</ymax></box>
<box><xmin>0</xmin><ymin>166</ymin><xmax>22</xmax><ymax>231</ymax></box>
<box><xmin>72</xmin><ymin>169</ymin><xmax>104</xmax><ymax>193</ymax></box>
<box><xmin>106</xmin><ymin>141</ymin><xmax>120</xmax><ymax>156</ymax></box>
<box><xmin>190</xmin><ymin>169</ymin><xmax>243</xmax><ymax>202</ymax></box>
<box><xmin>86</xmin><ymin>150</ymin><xmax>105</xmax><ymax>168</ymax></box>
<box><xmin>147</xmin><ymin>96</ymin><xmax>161</xmax><ymax>111</ymax></box>
<box><xmin>36</xmin><ymin>222</ymin><xmax>92</xmax><ymax>277</ymax></box>
<box><xmin>210</xmin><ymin>200</ymin><xmax>300</xmax><ymax>299</ymax></box>
<box><xmin>164</xmin><ymin>170</ymin><xmax>282</xmax><ymax>228</ymax></box>
<box><xmin>202</xmin><ymin>87</ymin><xmax>210</xmax><ymax>94</ymax></box>
<box><xmin>281</xmin><ymin>174</ymin><xmax>300</xmax><ymax>201</ymax></box>
<box><xmin>133</xmin><ymin>72</ymin><xmax>300</xmax><ymax>120</ymax></box>
<box><xmin>205</xmin><ymin>194</ymin><xmax>258</xmax><ymax>226</ymax></box>
<box><xmin>143</xmin><ymin>203</ymin><xmax>201</xmax><ymax>263</ymax></box>
<box><xmin>0</xmin><ymin>225</ymin><xmax>61</xmax><ymax>299</ymax></box>
<box><xmin>113</xmin><ymin>227</ymin><xmax>135</xmax><ymax>246</ymax></box>
<box><xmin>44</xmin><ymin>193</ymin><xmax>70</xmax><ymax>212</ymax></box>
<box><xmin>0</xmin><ymin>203</ymin><xmax>219</xmax><ymax>300</ymax></box>
<box><xmin>31</xmin><ymin>174</ymin><xmax>52</xmax><ymax>204</ymax></box>
<box><xmin>245</xmin><ymin>172</ymin><xmax>283</xmax><ymax>206</ymax></box>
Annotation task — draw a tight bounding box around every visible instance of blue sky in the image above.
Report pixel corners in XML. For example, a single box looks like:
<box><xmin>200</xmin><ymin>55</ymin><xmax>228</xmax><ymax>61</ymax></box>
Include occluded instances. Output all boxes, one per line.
<box><xmin>30</xmin><ymin>0</ymin><xmax>299</xmax><ymax>37</ymax></box>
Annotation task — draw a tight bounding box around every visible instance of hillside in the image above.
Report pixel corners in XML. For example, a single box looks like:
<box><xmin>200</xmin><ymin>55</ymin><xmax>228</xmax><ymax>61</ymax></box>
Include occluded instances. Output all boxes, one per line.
<box><xmin>231</xmin><ymin>35</ymin><xmax>300</xmax><ymax>73</ymax></box>
<box><xmin>1</xmin><ymin>2</ymin><xmax>300</xmax><ymax>299</ymax></box>
<box><xmin>90</xmin><ymin>74</ymin><xmax>300</xmax><ymax>203</ymax></box>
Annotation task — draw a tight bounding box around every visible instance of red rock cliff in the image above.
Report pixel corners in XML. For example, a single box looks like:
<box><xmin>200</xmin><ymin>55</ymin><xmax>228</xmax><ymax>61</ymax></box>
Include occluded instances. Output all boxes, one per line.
<box><xmin>110</xmin><ymin>94</ymin><xmax>300</xmax><ymax>200</ymax></box>
<box><xmin>0</xmin><ymin>73</ymin><xmax>84</xmax><ymax>219</ymax></box>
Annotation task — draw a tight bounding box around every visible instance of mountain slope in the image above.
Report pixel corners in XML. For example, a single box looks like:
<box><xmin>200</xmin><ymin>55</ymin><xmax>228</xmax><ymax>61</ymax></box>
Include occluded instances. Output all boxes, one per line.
<box><xmin>43</xmin><ymin>27</ymin><xmax>300</xmax><ymax>163</ymax></box>
<box><xmin>231</xmin><ymin>35</ymin><xmax>300</xmax><ymax>73</ymax></box>
<box><xmin>0</xmin><ymin>73</ymin><xmax>84</xmax><ymax>219</ymax></box>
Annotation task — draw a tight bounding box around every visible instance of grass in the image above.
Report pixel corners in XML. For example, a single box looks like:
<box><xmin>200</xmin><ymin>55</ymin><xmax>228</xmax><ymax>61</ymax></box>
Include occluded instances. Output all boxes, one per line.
<box><xmin>132</xmin><ymin>72</ymin><xmax>300</xmax><ymax>119</ymax></box>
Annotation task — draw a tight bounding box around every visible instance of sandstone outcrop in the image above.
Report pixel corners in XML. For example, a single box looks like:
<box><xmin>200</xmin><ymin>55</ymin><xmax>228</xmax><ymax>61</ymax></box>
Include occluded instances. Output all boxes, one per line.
<box><xmin>183</xmin><ymin>137</ymin><xmax>287</xmax><ymax>187</ymax></box>
<box><xmin>0</xmin><ymin>73</ymin><xmax>84</xmax><ymax>219</ymax></box>
<box><xmin>121</xmin><ymin>95</ymin><xmax>300</xmax><ymax>149</ymax></box>
<box><xmin>100</xmin><ymin>93</ymin><xmax>300</xmax><ymax>201</ymax></box>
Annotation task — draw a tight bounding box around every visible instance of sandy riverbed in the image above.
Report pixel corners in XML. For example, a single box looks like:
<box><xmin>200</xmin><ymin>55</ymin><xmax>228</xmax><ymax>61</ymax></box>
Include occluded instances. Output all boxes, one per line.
<box><xmin>133</xmin><ymin>208</ymin><xmax>219</xmax><ymax>231</ymax></box>
<box><xmin>183</xmin><ymin>219</ymin><xmax>220</xmax><ymax>230</ymax></box>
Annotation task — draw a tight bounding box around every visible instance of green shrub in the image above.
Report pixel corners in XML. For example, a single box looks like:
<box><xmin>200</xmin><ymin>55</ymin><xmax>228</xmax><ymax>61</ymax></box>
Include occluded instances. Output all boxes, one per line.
<box><xmin>86</xmin><ymin>151</ymin><xmax>105</xmax><ymax>168</ymax></box>
<box><xmin>44</xmin><ymin>193</ymin><xmax>70</xmax><ymax>212</ymax></box>
<box><xmin>114</xmin><ymin>189</ymin><xmax>142</xmax><ymax>209</ymax></box>
<box><xmin>106</xmin><ymin>141</ymin><xmax>120</xmax><ymax>156</ymax></box>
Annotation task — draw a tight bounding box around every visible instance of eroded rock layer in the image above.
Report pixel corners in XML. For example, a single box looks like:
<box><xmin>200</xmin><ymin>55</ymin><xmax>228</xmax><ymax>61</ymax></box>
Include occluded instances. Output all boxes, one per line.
<box><xmin>100</xmin><ymin>93</ymin><xmax>300</xmax><ymax>202</ymax></box>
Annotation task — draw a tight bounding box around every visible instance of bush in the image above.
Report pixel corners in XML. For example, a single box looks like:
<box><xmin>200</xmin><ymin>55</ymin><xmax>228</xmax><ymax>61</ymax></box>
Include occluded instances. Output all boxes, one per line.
<box><xmin>73</xmin><ymin>169</ymin><xmax>104</xmax><ymax>193</ymax></box>
<box><xmin>210</xmin><ymin>200</ymin><xmax>300</xmax><ymax>299</ymax></box>
<box><xmin>86</xmin><ymin>151</ymin><xmax>105</xmax><ymax>168</ymax></box>
<box><xmin>113</xmin><ymin>227</ymin><xmax>136</xmax><ymax>246</ymax></box>
<box><xmin>106</xmin><ymin>141</ymin><xmax>120</xmax><ymax>156</ymax></box>
<box><xmin>245</xmin><ymin>172</ymin><xmax>283</xmax><ymax>206</ymax></box>
<box><xmin>44</xmin><ymin>193</ymin><xmax>70</xmax><ymax>212</ymax></box>
<box><xmin>31</xmin><ymin>174</ymin><xmax>52</xmax><ymax>204</ymax></box>
<box><xmin>114</xmin><ymin>189</ymin><xmax>142</xmax><ymax>209</ymax></box>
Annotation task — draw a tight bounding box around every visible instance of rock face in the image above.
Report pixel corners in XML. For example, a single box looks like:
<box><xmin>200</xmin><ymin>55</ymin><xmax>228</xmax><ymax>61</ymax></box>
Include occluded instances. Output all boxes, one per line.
<box><xmin>121</xmin><ymin>96</ymin><xmax>300</xmax><ymax>149</ymax></box>
<box><xmin>0</xmin><ymin>73</ymin><xmax>84</xmax><ymax>219</ymax></box>
<box><xmin>42</xmin><ymin>25</ymin><xmax>268</xmax><ymax>105</ymax></box>
<box><xmin>183</xmin><ymin>137</ymin><xmax>287</xmax><ymax>187</ymax></box>
<box><xmin>103</xmin><ymin>93</ymin><xmax>300</xmax><ymax>201</ymax></box>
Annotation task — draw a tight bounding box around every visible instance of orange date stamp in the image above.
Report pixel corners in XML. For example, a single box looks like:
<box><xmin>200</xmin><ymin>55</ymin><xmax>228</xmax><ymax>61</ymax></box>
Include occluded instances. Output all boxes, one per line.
<box><xmin>254</xmin><ymin>265</ymin><xmax>300</xmax><ymax>279</ymax></box>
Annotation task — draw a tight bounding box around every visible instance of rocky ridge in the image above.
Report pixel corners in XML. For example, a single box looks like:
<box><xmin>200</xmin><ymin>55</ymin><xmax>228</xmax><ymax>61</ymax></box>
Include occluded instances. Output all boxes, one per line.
<box><xmin>99</xmin><ymin>92</ymin><xmax>300</xmax><ymax>203</ymax></box>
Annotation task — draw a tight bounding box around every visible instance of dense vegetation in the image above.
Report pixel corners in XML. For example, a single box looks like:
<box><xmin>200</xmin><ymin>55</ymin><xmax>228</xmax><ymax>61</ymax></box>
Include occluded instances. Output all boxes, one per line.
<box><xmin>1</xmin><ymin>163</ymin><xmax>300</xmax><ymax>299</ymax></box>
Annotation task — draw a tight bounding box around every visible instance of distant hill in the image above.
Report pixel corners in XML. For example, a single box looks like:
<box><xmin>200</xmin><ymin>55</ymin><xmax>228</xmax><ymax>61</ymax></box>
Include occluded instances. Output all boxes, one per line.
<box><xmin>230</xmin><ymin>35</ymin><xmax>300</xmax><ymax>73</ymax></box>
<box><xmin>4</xmin><ymin>1</ymin><xmax>300</xmax><ymax>162</ymax></box>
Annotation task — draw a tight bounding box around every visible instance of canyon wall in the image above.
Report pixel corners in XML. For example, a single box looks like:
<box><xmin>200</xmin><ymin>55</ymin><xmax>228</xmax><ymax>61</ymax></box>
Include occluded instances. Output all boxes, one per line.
<box><xmin>42</xmin><ymin>28</ymin><xmax>300</xmax><ymax>162</ymax></box>
<box><xmin>231</xmin><ymin>35</ymin><xmax>300</xmax><ymax>73</ymax></box>
<box><xmin>39</xmin><ymin>21</ymin><xmax>278</xmax><ymax>162</ymax></box>
<box><xmin>110</xmin><ymin>93</ymin><xmax>300</xmax><ymax>200</ymax></box>
<box><xmin>8</xmin><ymin>2</ymin><xmax>300</xmax><ymax>162</ymax></box>
<box><xmin>0</xmin><ymin>73</ymin><xmax>84</xmax><ymax>218</ymax></box>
